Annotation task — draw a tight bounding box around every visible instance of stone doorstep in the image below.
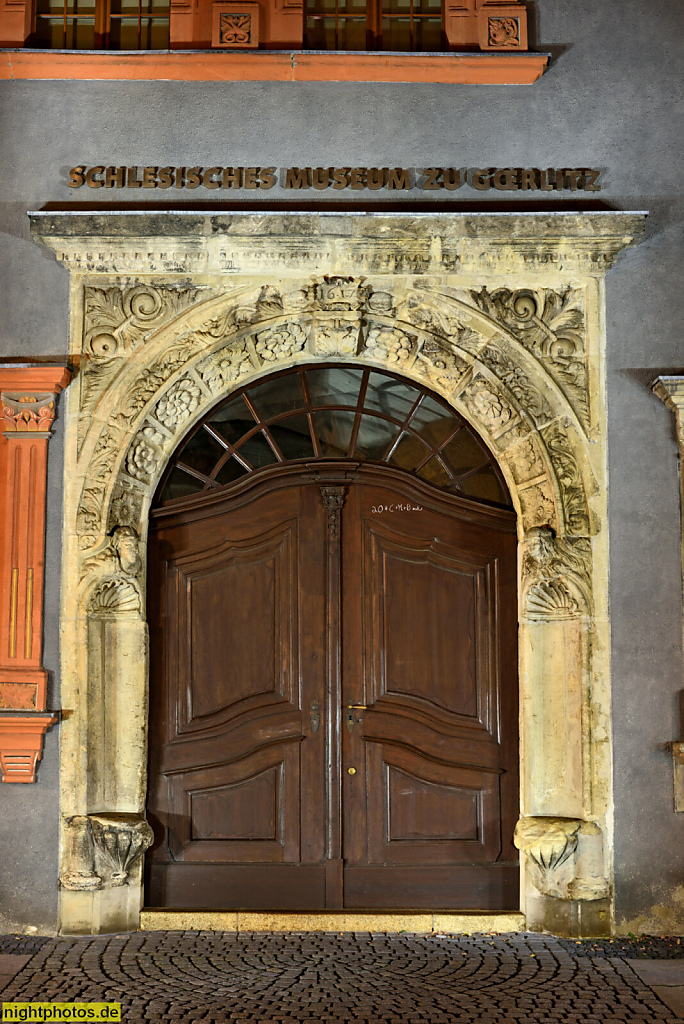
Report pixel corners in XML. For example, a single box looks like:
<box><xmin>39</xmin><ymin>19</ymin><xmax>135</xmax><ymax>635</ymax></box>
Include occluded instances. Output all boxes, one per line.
<box><xmin>139</xmin><ymin>910</ymin><xmax>527</xmax><ymax>933</ymax></box>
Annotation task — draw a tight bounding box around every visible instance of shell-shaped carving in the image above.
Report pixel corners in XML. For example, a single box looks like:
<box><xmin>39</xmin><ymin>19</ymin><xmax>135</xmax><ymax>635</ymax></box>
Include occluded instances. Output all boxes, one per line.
<box><xmin>525</xmin><ymin>579</ymin><xmax>578</xmax><ymax>618</ymax></box>
<box><xmin>88</xmin><ymin>578</ymin><xmax>141</xmax><ymax>615</ymax></box>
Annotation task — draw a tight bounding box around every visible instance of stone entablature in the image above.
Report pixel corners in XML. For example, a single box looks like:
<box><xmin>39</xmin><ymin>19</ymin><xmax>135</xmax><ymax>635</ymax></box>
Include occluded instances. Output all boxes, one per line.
<box><xmin>29</xmin><ymin>210</ymin><xmax>644</xmax><ymax>935</ymax></box>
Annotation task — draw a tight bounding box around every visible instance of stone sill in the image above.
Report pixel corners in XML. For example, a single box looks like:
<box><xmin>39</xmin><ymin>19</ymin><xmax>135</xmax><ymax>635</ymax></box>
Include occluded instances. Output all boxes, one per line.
<box><xmin>0</xmin><ymin>49</ymin><xmax>549</xmax><ymax>83</ymax></box>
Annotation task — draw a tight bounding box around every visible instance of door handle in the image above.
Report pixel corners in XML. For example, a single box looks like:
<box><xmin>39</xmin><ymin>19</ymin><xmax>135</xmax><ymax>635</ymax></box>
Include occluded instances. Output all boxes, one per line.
<box><xmin>346</xmin><ymin>703</ymin><xmax>367</xmax><ymax>734</ymax></box>
<box><xmin>310</xmin><ymin>700</ymin><xmax>321</xmax><ymax>734</ymax></box>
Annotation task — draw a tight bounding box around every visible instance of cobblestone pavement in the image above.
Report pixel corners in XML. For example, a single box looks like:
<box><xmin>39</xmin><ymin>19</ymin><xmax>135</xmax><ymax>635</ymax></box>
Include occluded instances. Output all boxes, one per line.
<box><xmin>1</xmin><ymin>931</ymin><xmax>683</xmax><ymax>1023</ymax></box>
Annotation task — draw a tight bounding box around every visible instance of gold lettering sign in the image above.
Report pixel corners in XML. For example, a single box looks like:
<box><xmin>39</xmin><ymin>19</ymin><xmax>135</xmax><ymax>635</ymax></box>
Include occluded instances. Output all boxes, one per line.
<box><xmin>67</xmin><ymin>165</ymin><xmax>603</xmax><ymax>192</ymax></box>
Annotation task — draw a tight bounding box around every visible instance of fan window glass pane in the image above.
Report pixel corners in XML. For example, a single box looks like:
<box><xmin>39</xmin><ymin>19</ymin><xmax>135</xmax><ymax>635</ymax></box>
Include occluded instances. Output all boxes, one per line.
<box><xmin>442</xmin><ymin>430</ymin><xmax>488</xmax><ymax>477</ymax></box>
<box><xmin>353</xmin><ymin>414</ymin><xmax>400</xmax><ymax>461</ymax></box>
<box><xmin>364</xmin><ymin>372</ymin><xmax>420</xmax><ymax>422</ymax></box>
<box><xmin>163</xmin><ymin>467</ymin><xmax>205</xmax><ymax>502</ymax></box>
<box><xmin>235</xmin><ymin>431</ymin><xmax>279</xmax><ymax>469</ymax></box>
<box><xmin>268</xmin><ymin>415</ymin><xmax>316</xmax><ymax>461</ymax></box>
<box><xmin>388</xmin><ymin>432</ymin><xmax>430</xmax><ymax>471</ymax></box>
<box><xmin>209</xmin><ymin>395</ymin><xmax>256</xmax><ymax>446</ymax></box>
<box><xmin>215</xmin><ymin>457</ymin><xmax>250</xmax><ymax>487</ymax></box>
<box><xmin>459</xmin><ymin>468</ymin><xmax>508</xmax><ymax>505</ymax></box>
<box><xmin>306</xmin><ymin>366</ymin><xmax>364</xmax><ymax>408</ymax></box>
<box><xmin>417</xmin><ymin>456</ymin><xmax>452</xmax><ymax>488</ymax></box>
<box><xmin>313</xmin><ymin>409</ymin><xmax>356</xmax><ymax>458</ymax></box>
<box><xmin>409</xmin><ymin>395</ymin><xmax>459</xmax><ymax>446</ymax></box>
<box><xmin>249</xmin><ymin>373</ymin><xmax>305</xmax><ymax>421</ymax></box>
<box><xmin>180</xmin><ymin>428</ymin><xmax>226</xmax><ymax>477</ymax></box>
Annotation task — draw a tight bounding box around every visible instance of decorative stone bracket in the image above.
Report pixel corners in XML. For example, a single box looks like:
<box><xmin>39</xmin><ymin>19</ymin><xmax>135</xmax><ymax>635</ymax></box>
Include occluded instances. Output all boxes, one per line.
<box><xmin>0</xmin><ymin>366</ymin><xmax>70</xmax><ymax>782</ymax></box>
<box><xmin>514</xmin><ymin>816</ymin><xmax>609</xmax><ymax>902</ymax></box>
<box><xmin>61</xmin><ymin>813</ymin><xmax>154</xmax><ymax>891</ymax></box>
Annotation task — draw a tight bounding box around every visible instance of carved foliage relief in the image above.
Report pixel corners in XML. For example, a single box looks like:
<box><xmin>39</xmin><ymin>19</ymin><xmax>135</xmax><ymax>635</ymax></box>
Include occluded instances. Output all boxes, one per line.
<box><xmin>75</xmin><ymin>277</ymin><xmax>593</xmax><ymax>619</ymax></box>
<box><xmin>471</xmin><ymin>287</ymin><xmax>589</xmax><ymax>430</ymax></box>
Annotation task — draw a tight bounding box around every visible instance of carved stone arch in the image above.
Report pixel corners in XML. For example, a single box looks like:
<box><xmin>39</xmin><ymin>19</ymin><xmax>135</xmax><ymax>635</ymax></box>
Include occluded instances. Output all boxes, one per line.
<box><xmin>76</xmin><ymin>280</ymin><xmax>595</xmax><ymax>568</ymax></box>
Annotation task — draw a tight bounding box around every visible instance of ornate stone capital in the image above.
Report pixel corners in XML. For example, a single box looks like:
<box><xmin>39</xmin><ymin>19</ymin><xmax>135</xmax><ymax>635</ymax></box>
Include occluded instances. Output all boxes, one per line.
<box><xmin>653</xmin><ymin>376</ymin><xmax>684</xmax><ymax>442</ymax></box>
<box><xmin>0</xmin><ymin>367</ymin><xmax>69</xmax><ymax>437</ymax></box>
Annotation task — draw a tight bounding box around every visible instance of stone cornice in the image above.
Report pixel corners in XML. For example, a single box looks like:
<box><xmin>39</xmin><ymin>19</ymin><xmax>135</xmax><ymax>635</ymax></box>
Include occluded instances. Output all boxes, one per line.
<box><xmin>30</xmin><ymin>211</ymin><xmax>646</xmax><ymax>277</ymax></box>
<box><xmin>652</xmin><ymin>375</ymin><xmax>684</xmax><ymax>412</ymax></box>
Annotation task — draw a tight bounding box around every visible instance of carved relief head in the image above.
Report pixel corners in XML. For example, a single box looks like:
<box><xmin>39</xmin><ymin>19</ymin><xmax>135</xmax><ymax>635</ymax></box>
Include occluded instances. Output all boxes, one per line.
<box><xmin>111</xmin><ymin>525</ymin><xmax>142</xmax><ymax>577</ymax></box>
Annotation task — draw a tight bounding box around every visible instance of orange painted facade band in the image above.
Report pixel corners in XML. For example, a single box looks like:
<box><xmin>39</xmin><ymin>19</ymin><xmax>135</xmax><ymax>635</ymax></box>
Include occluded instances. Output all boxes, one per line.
<box><xmin>0</xmin><ymin>366</ymin><xmax>70</xmax><ymax>782</ymax></box>
<box><xmin>0</xmin><ymin>49</ymin><xmax>548</xmax><ymax>84</ymax></box>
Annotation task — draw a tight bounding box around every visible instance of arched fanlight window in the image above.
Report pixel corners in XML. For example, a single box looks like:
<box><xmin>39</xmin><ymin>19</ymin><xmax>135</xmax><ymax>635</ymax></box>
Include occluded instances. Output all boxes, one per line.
<box><xmin>154</xmin><ymin>364</ymin><xmax>512</xmax><ymax>508</ymax></box>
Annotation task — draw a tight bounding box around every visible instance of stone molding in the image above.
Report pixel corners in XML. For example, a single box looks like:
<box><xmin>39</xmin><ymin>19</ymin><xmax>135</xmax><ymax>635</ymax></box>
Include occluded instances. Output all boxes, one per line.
<box><xmin>0</xmin><ymin>366</ymin><xmax>70</xmax><ymax>782</ymax></box>
<box><xmin>26</xmin><ymin>211</ymin><xmax>644</xmax><ymax>935</ymax></box>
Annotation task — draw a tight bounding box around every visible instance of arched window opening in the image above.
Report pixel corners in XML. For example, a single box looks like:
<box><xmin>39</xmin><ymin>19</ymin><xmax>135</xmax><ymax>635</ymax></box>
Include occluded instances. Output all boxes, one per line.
<box><xmin>155</xmin><ymin>363</ymin><xmax>512</xmax><ymax>509</ymax></box>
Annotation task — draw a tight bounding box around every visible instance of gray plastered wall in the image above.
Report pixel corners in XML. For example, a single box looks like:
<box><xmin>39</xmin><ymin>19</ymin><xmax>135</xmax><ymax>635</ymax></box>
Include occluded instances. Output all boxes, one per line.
<box><xmin>0</xmin><ymin>0</ymin><xmax>683</xmax><ymax>933</ymax></box>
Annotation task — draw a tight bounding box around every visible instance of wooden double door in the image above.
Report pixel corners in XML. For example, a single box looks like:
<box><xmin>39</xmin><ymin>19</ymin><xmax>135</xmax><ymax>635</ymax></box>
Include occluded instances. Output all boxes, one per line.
<box><xmin>145</xmin><ymin>464</ymin><xmax>519</xmax><ymax>910</ymax></box>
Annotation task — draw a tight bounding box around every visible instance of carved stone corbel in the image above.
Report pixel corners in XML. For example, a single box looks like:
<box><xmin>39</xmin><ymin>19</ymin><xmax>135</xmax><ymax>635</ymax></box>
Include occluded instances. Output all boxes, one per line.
<box><xmin>61</xmin><ymin>813</ymin><xmax>153</xmax><ymax>890</ymax></box>
<box><xmin>521</xmin><ymin>526</ymin><xmax>591</xmax><ymax>619</ymax></box>
<box><xmin>514</xmin><ymin>816</ymin><xmax>609</xmax><ymax>902</ymax></box>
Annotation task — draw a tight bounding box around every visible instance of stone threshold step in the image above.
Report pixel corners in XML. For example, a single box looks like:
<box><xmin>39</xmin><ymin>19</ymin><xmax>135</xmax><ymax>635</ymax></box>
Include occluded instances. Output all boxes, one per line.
<box><xmin>139</xmin><ymin>910</ymin><xmax>526</xmax><ymax>933</ymax></box>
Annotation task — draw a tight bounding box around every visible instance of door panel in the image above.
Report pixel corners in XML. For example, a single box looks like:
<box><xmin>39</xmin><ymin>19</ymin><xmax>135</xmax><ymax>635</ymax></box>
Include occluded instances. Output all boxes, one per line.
<box><xmin>341</xmin><ymin>478</ymin><xmax>518</xmax><ymax>908</ymax></box>
<box><xmin>146</xmin><ymin>483</ymin><xmax>328</xmax><ymax>908</ymax></box>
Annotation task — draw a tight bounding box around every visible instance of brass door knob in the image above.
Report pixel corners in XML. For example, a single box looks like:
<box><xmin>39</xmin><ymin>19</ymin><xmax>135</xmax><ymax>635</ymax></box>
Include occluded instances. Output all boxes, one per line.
<box><xmin>347</xmin><ymin>767</ymin><xmax>357</xmax><ymax>775</ymax></box>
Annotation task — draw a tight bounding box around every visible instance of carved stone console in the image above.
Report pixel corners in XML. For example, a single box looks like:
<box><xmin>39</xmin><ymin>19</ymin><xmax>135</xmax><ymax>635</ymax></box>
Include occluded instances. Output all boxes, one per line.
<box><xmin>60</xmin><ymin>813</ymin><xmax>154</xmax><ymax>934</ymax></box>
<box><xmin>514</xmin><ymin>816</ymin><xmax>610</xmax><ymax>934</ymax></box>
<box><xmin>62</xmin><ymin>813</ymin><xmax>154</xmax><ymax>890</ymax></box>
<box><xmin>0</xmin><ymin>366</ymin><xmax>70</xmax><ymax>782</ymax></box>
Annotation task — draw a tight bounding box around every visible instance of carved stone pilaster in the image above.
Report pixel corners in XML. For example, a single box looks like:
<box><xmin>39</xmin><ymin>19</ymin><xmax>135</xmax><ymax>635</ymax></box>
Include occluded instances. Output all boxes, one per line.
<box><xmin>653</xmin><ymin>376</ymin><xmax>684</xmax><ymax>813</ymax></box>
